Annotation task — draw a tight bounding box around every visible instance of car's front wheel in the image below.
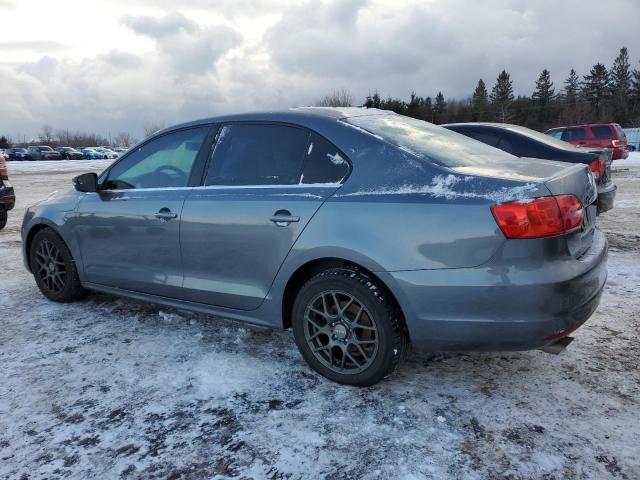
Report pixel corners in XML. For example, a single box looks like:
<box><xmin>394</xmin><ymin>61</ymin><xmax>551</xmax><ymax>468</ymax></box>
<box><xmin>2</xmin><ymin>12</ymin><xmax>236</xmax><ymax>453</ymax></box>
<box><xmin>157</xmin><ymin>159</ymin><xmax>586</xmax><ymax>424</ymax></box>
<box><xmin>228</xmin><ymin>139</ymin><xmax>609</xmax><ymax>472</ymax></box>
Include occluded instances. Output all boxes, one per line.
<box><xmin>0</xmin><ymin>210</ymin><xmax>7</xmax><ymax>230</ymax></box>
<box><xmin>30</xmin><ymin>228</ymin><xmax>87</xmax><ymax>302</ymax></box>
<box><xmin>292</xmin><ymin>268</ymin><xmax>406</xmax><ymax>386</ymax></box>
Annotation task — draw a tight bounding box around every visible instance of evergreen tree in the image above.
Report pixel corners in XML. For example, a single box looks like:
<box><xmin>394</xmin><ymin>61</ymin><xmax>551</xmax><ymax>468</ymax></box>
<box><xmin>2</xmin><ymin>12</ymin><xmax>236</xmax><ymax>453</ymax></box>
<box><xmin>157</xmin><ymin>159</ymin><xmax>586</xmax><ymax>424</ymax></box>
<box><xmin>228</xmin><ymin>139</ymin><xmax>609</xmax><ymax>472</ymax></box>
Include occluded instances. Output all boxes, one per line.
<box><xmin>433</xmin><ymin>92</ymin><xmax>447</xmax><ymax>124</ymax></box>
<box><xmin>610</xmin><ymin>47</ymin><xmax>632</xmax><ymax>124</ymax></box>
<box><xmin>532</xmin><ymin>69</ymin><xmax>555</xmax><ymax>104</ymax></box>
<box><xmin>632</xmin><ymin>65</ymin><xmax>640</xmax><ymax>125</ymax></box>
<box><xmin>532</xmin><ymin>69</ymin><xmax>555</xmax><ymax>128</ymax></box>
<box><xmin>490</xmin><ymin>70</ymin><xmax>514</xmax><ymax>122</ymax></box>
<box><xmin>581</xmin><ymin>63</ymin><xmax>611</xmax><ymax>120</ymax></box>
<box><xmin>471</xmin><ymin>79</ymin><xmax>489</xmax><ymax>121</ymax></box>
<box><xmin>564</xmin><ymin>69</ymin><xmax>580</xmax><ymax>101</ymax></box>
<box><xmin>0</xmin><ymin>136</ymin><xmax>9</xmax><ymax>149</ymax></box>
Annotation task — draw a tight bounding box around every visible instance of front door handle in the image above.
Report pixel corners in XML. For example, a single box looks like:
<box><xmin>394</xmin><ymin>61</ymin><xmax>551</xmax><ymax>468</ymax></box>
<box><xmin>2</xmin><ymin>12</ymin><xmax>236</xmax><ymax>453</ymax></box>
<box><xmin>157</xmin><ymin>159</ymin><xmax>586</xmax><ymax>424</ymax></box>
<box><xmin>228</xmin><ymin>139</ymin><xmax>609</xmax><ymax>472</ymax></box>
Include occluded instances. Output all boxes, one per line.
<box><xmin>270</xmin><ymin>210</ymin><xmax>300</xmax><ymax>226</ymax></box>
<box><xmin>154</xmin><ymin>208</ymin><xmax>178</xmax><ymax>221</ymax></box>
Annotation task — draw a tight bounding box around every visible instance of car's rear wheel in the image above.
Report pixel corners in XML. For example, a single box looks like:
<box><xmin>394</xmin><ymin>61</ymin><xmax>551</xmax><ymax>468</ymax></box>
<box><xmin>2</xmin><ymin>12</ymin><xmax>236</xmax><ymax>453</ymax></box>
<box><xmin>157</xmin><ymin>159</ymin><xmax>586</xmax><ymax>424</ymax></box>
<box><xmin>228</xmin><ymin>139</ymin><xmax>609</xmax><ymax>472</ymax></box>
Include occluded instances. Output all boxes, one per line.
<box><xmin>30</xmin><ymin>229</ymin><xmax>87</xmax><ymax>302</ymax></box>
<box><xmin>0</xmin><ymin>211</ymin><xmax>7</xmax><ymax>230</ymax></box>
<box><xmin>292</xmin><ymin>268</ymin><xmax>406</xmax><ymax>386</ymax></box>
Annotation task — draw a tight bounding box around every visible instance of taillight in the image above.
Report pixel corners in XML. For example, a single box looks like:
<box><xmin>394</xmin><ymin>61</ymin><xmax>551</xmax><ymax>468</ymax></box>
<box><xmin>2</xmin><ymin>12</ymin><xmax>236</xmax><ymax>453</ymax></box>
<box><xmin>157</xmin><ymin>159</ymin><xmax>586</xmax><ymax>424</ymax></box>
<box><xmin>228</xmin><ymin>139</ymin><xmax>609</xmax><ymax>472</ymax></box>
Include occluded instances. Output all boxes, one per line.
<box><xmin>588</xmin><ymin>158</ymin><xmax>605</xmax><ymax>180</ymax></box>
<box><xmin>0</xmin><ymin>158</ymin><xmax>7</xmax><ymax>177</ymax></box>
<box><xmin>612</xmin><ymin>139</ymin><xmax>623</xmax><ymax>148</ymax></box>
<box><xmin>491</xmin><ymin>195</ymin><xmax>584</xmax><ymax>239</ymax></box>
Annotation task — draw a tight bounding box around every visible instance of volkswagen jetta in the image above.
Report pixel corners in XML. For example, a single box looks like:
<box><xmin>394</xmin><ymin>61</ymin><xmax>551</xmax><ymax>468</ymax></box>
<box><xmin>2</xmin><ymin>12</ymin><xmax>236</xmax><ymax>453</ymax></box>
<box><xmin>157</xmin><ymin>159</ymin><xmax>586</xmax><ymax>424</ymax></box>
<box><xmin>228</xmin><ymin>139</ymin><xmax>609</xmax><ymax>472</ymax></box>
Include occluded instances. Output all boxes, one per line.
<box><xmin>22</xmin><ymin>108</ymin><xmax>608</xmax><ymax>386</ymax></box>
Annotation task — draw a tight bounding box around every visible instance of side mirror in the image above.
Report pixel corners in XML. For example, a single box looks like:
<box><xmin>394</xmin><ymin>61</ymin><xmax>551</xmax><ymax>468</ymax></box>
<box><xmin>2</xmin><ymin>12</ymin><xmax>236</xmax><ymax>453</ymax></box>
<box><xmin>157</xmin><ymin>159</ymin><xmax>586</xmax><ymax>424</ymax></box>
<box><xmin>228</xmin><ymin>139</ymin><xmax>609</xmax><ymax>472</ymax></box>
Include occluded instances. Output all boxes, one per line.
<box><xmin>73</xmin><ymin>172</ymin><xmax>99</xmax><ymax>192</ymax></box>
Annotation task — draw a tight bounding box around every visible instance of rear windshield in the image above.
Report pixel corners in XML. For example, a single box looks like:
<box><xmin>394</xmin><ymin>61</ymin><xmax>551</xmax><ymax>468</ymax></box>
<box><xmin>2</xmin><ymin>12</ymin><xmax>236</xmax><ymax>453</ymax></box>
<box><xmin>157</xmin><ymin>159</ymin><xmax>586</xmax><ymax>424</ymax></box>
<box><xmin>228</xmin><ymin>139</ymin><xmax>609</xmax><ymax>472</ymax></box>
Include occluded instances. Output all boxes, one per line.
<box><xmin>591</xmin><ymin>126</ymin><xmax>613</xmax><ymax>139</ymax></box>
<box><xmin>345</xmin><ymin>115</ymin><xmax>515</xmax><ymax>168</ymax></box>
<box><xmin>503</xmin><ymin>124</ymin><xmax>580</xmax><ymax>151</ymax></box>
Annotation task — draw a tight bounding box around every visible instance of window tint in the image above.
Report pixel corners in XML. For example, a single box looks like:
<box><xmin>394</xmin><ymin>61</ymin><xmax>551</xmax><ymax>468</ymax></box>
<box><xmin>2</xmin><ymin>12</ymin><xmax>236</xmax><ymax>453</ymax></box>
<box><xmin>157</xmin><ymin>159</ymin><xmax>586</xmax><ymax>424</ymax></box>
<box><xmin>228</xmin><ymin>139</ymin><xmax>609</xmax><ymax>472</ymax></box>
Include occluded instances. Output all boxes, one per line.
<box><xmin>104</xmin><ymin>127</ymin><xmax>208</xmax><ymax>190</ymax></box>
<box><xmin>497</xmin><ymin>137</ymin><xmax>514</xmax><ymax>154</ymax></box>
<box><xmin>561</xmin><ymin>128</ymin><xmax>586</xmax><ymax>141</ymax></box>
<box><xmin>301</xmin><ymin>133</ymin><xmax>350</xmax><ymax>184</ymax></box>
<box><xmin>205</xmin><ymin>124</ymin><xmax>309</xmax><ymax>186</ymax></box>
<box><xmin>591</xmin><ymin>126</ymin><xmax>613</xmax><ymax>139</ymax></box>
<box><xmin>467</xmin><ymin>131</ymin><xmax>501</xmax><ymax>147</ymax></box>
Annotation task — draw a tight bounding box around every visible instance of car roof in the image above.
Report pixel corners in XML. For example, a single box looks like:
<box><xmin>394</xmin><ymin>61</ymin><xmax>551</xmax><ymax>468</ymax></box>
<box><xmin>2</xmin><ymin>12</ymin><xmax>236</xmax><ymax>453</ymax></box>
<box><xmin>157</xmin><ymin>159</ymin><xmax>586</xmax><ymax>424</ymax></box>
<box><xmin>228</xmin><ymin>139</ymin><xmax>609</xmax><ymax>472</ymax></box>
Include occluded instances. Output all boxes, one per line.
<box><xmin>544</xmin><ymin>123</ymin><xmax>618</xmax><ymax>131</ymax></box>
<box><xmin>155</xmin><ymin>107</ymin><xmax>395</xmax><ymax>134</ymax></box>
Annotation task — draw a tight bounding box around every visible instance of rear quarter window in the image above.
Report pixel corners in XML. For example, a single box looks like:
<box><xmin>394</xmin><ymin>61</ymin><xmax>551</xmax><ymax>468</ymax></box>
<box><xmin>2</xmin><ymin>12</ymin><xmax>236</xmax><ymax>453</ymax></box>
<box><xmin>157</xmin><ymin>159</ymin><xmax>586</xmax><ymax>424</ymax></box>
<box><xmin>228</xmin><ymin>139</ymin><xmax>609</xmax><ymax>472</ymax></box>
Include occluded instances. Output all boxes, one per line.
<box><xmin>591</xmin><ymin>126</ymin><xmax>614</xmax><ymax>139</ymax></box>
<box><xmin>301</xmin><ymin>133</ymin><xmax>350</xmax><ymax>184</ymax></box>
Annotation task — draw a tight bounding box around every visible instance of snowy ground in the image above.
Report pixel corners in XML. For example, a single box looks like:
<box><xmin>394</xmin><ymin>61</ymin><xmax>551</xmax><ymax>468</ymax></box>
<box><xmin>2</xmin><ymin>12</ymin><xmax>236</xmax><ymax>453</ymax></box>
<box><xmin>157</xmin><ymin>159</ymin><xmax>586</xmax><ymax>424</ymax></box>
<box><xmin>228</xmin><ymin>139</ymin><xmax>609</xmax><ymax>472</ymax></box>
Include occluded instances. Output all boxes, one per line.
<box><xmin>0</xmin><ymin>158</ymin><xmax>639</xmax><ymax>479</ymax></box>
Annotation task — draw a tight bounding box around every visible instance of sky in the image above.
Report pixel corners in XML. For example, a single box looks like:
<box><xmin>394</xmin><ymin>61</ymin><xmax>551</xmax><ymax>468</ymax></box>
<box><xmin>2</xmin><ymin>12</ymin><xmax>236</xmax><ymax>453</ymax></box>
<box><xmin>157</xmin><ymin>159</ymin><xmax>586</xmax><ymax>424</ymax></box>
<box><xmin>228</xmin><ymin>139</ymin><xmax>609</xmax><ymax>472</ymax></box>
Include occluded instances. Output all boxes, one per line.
<box><xmin>0</xmin><ymin>0</ymin><xmax>639</xmax><ymax>141</ymax></box>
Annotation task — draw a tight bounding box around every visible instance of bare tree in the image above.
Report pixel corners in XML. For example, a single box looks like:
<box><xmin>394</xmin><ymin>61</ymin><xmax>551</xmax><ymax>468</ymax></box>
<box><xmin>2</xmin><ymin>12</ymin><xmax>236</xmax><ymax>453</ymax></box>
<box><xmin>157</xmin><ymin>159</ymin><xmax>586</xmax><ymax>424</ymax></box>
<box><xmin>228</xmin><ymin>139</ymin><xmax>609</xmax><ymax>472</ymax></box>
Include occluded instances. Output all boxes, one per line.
<box><xmin>39</xmin><ymin>125</ymin><xmax>55</xmax><ymax>144</ymax></box>
<box><xmin>113</xmin><ymin>132</ymin><xmax>136</xmax><ymax>148</ymax></box>
<box><xmin>314</xmin><ymin>88</ymin><xmax>354</xmax><ymax>107</ymax></box>
<box><xmin>143</xmin><ymin>121</ymin><xmax>167</xmax><ymax>137</ymax></box>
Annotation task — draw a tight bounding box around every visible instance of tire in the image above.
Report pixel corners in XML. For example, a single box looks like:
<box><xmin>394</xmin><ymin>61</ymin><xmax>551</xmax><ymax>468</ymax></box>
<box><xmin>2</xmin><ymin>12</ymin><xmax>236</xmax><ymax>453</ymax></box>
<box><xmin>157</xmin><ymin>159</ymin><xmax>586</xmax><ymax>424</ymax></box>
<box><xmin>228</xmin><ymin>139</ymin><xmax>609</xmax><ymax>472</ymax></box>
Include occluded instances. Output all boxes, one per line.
<box><xmin>292</xmin><ymin>268</ymin><xmax>406</xmax><ymax>386</ymax></box>
<box><xmin>29</xmin><ymin>228</ymin><xmax>87</xmax><ymax>302</ymax></box>
<box><xmin>0</xmin><ymin>210</ymin><xmax>7</xmax><ymax>230</ymax></box>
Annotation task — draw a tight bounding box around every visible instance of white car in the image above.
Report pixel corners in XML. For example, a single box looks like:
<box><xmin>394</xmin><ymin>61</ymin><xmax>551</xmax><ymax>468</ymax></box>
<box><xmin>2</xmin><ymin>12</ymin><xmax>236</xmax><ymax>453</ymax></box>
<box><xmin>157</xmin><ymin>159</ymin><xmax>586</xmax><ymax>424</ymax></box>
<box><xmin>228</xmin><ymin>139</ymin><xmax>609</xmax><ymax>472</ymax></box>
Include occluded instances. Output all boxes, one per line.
<box><xmin>93</xmin><ymin>147</ymin><xmax>118</xmax><ymax>159</ymax></box>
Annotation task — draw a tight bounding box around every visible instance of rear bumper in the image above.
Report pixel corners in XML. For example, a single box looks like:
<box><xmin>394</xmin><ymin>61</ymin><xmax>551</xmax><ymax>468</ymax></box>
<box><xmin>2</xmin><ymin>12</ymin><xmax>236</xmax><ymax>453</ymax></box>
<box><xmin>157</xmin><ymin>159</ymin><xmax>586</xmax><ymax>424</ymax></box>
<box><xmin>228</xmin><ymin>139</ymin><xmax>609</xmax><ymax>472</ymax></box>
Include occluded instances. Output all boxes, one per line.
<box><xmin>382</xmin><ymin>229</ymin><xmax>608</xmax><ymax>352</ymax></box>
<box><xmin>596</xmin><ymin>182</ymin><xmax>616</xmax><ymax>214</ymax></box>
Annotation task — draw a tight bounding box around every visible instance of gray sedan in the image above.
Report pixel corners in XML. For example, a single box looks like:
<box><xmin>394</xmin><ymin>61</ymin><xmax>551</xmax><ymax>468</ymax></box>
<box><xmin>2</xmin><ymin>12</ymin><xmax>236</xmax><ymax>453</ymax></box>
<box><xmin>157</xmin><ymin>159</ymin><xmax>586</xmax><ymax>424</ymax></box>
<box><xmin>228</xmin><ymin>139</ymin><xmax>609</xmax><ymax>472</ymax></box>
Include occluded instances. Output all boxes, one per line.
<box><xmin>21</xmin><ymin>108</ymin><xmax>607</xmax><ymax>386</ymax></box>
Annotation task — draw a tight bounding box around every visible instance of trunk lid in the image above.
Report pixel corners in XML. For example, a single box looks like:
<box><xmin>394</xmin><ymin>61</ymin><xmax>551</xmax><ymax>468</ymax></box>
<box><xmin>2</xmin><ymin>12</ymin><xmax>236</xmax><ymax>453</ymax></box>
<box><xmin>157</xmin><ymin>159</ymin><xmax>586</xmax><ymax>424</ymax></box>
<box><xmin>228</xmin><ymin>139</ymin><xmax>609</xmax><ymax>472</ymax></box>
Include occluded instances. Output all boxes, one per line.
<box><xmin>543</xmin><ymin>163</ymin><xmax>598</xmax><ymax>258</ymax></box>
<box><xmin>452</xmin><ymin>157</ymin><xmax>597</xmax><ymax>258</ymax></box>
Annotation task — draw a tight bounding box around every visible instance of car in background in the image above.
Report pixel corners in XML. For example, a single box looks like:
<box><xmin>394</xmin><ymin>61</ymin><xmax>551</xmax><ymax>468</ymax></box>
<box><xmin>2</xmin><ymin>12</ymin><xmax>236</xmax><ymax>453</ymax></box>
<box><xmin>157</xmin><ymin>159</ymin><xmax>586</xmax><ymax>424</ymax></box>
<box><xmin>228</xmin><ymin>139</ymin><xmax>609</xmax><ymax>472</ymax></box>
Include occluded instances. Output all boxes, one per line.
<box><xmin>112</xmin><ymin>147</ymin><xmax>129</xmax><ymax>156</ymax></box>
<box><xmin>4</xmin><ymin>147</ymin><xmax>29</xmax><ymax>160</ymax></box>
<box><xmin>81</xmin><ymin>148</ymin><xmax>107</xmax><ymax>160</ymax></box>
<box><xmin>21</xmin><ymin>108</ymin><xmax>607</xmax><ymax>386</ymax></box>
<box><xmin>443</xmin><ymin>122</ymin><xmax>617</xmax><ymax>214</ymax></box>
<box><xmin>54</xmin><ymin>147</ymin><xmax>84</xmax><ymax>160</ymax></box>
<box><xmin>0</xmin><ymin>153</ymin><xmax>15</xmax><ymax>229</ymax></box>
<box><xmin>628</xmin><ymin>145</ymin><xmax>636</xmax><ymax>152</ymax></box>
<box><xmin>545</xmin><ymin>123</ymin><xmax>629</xmax><ymax>160</ymax></box>
<box><xmin>27</xmin><ymin>146</ymin><xmax>63</xmax><ymax>161</ymax></box>
<box><xmin>93</xmin><ymin>147</ymin><xmax>118</xmax><ymax>159</ymax></box>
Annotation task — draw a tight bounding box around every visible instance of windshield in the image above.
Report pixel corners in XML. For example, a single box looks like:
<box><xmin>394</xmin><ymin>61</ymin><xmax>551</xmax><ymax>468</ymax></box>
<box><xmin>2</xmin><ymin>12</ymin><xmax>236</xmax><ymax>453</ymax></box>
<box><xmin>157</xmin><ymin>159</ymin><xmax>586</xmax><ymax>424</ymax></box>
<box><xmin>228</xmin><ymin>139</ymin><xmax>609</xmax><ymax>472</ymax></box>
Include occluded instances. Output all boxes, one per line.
<box><xmin>346</xmin><ymin>115</ymin><xmax>516</xmax><ymax>168</ymax></box>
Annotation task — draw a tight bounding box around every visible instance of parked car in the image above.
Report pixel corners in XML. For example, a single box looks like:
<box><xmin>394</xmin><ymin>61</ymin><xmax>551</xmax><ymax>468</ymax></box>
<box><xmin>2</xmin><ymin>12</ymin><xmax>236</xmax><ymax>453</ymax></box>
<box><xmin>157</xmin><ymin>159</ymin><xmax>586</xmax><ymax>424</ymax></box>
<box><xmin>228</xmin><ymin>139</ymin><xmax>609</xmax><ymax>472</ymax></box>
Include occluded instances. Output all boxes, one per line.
<box><xmin>93</xmin><ymin>147</ymin><xmax>118</xmax><ymax>159</ymax></box>
<box><xmin>443</xmin><ymin>122</ymin><xmax>617</xmax><ymax>214</ymax></box>
<box><xmin>81</xmin><ymin>148</ymin><xmax>106</xmax><ymax>160</ymax></box>
<box><xmin>0</xmin><ymin>153</ymin><xmax>15</xmax><ymax>229</ymax></box>
<box><xmin>113</xmin><ymin>147</ymin><xmax>129</xmax><ymax>155</ymax></box>
<box><xmin>54</xmin><ymin>147</ymin><xmax>84</xmax><ymax>160</ymax></box>
<box><xmin>27</xmin><ymin>146</ymin><xmax>63</xmax><ymax>161</ymax></box>
<box><xmin>628</xmin><ymin>145</ymin><xmax>636</xmax><ymax>152</ymax></box>
<box><xmin>4</xmin><ymin>147</ymin><xmax>29</xmax><ymax>160</ymax></box>
<box><xmin>545</xmin><ymin>123</ymin><xmax>629</xmax><ymax>160</ymax></box>
<box><xmin>22</xmin><ymin>109</ymin><xmax>607</xmax><ymax>386</ymax></box>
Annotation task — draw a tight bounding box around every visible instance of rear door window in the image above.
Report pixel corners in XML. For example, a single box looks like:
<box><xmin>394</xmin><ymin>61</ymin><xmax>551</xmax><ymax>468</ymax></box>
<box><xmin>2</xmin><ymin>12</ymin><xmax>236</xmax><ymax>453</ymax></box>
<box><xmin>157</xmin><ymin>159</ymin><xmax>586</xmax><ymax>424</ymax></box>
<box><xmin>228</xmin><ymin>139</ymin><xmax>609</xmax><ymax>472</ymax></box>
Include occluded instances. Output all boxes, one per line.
<box><xmin>204</xmin><ymin>124</ymin><xmax>309</xmax><ymax>186</ymax></box>
<box><xmin>561</xmin><ymin>128</ymin><xmax>587</xmax><ymax>141</ymax></box>
<box><xmin>301</xmin><ymin>133</ymin><xmax>350</xmax><ymax>184</ymax></box>
<box><xmin>591</xmin><ymin>126</ymin><xmax>613</xmax><ymax>139</ymax></box>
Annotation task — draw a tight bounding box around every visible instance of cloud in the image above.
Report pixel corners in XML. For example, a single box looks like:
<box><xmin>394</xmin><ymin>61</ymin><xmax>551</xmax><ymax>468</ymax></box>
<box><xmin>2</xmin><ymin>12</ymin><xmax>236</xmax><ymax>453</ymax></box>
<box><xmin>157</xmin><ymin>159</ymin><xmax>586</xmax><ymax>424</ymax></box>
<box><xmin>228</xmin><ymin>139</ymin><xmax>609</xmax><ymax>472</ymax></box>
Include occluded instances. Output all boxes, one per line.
<box><xmin>121</xmin><ymin>12</ymin><xmax>198</xmax><ymax>38</ymax></box>
<box><xmin>0</xmin><ymin>40</ymin><xmax>69</xmax><ymax>53</ymax></box>
<box><xmin>0</xmin><ymin>0</ymin><xmax>15</xmax><ymax>9</ymax></box>
<box><xmin>0</xmin><ymin>0</ymin><xmax>640</xmax><ymax>140</ymax></box>
<box><xmin>122</xmin><ymin>12</ymin><xmax>242</xmax><ymax>74</ymax></box>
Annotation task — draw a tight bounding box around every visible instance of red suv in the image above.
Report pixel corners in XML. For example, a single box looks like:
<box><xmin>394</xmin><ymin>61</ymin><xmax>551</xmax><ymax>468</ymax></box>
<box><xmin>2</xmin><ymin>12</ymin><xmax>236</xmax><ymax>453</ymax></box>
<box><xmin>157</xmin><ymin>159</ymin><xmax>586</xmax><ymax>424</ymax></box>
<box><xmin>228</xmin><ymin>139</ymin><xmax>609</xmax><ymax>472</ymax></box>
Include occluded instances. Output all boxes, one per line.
<box><xmin>545</xmin><ymin>123</ymin><xmax>629</xmax><ymax>160</ymax></box>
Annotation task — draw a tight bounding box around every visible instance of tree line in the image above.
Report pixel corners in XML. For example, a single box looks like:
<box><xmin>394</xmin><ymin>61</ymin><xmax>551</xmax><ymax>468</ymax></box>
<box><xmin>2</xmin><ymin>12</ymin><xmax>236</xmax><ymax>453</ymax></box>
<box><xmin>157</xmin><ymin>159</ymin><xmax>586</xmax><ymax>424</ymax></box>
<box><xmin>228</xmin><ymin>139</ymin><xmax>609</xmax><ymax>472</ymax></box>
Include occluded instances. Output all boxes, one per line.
<box><xmin>321</xmin><ymin>47</ymin><xmax>640</xmax><ymax>131</ymax></box>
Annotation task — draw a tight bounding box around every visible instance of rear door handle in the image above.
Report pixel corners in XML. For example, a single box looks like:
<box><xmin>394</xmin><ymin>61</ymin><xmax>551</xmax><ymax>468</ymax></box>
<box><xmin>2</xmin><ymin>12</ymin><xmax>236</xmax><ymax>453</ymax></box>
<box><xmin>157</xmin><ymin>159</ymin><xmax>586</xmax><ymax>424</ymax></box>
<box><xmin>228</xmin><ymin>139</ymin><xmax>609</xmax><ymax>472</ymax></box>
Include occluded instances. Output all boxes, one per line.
<box><xmin>270</xmin><ymin>211</ymin><xmax>300</xmax><ymax>226</ymax></box>
<box><xmin>154</xmin><ymin>208</ymin><xmax>178</xmax><ymax>221</ymax></box>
